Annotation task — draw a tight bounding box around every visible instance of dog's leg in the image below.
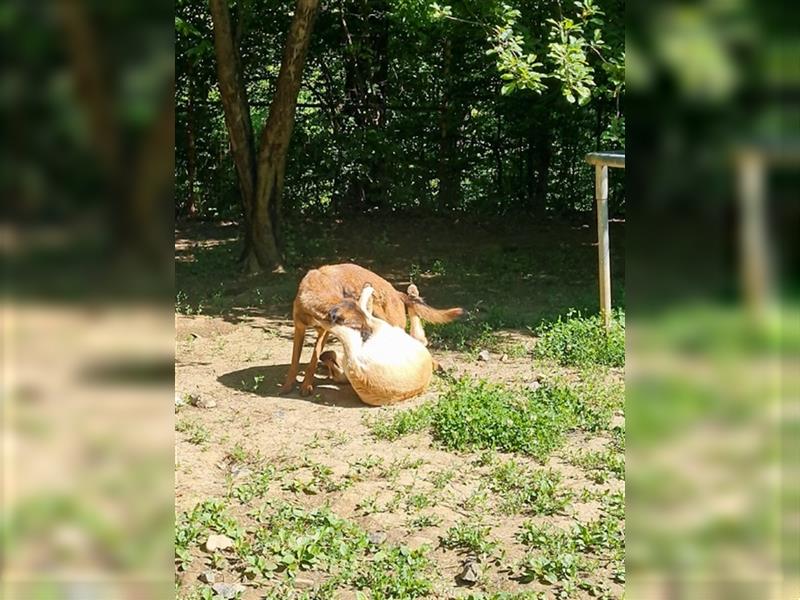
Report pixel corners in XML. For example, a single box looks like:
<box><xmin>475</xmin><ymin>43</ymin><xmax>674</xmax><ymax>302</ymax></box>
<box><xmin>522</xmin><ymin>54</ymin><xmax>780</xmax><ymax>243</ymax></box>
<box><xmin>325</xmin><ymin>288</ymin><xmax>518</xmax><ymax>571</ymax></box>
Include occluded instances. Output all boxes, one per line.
<box><xmin>408</xmin><ymin>307</ymin><xmax>428</xmax><ymax>346</ymax></box>
<box><xmin>280</xmin><ymin>321</ymin><xmax>306</xmax><ymax>394</ymax></box>
<box><xmin>300</xmin><ymin>329</ymin><xmax>329</xmax><ymax>396</ymax></box>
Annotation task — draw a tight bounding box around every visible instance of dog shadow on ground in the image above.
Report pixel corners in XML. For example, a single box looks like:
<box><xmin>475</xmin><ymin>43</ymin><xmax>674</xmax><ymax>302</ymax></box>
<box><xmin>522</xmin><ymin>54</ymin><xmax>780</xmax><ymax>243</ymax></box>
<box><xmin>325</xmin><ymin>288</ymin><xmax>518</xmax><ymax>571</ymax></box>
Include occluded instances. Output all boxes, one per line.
<box><xmin>217</xmin><ymin>364</ymin><xmax>367</xmax><ymax>409</ymax></box>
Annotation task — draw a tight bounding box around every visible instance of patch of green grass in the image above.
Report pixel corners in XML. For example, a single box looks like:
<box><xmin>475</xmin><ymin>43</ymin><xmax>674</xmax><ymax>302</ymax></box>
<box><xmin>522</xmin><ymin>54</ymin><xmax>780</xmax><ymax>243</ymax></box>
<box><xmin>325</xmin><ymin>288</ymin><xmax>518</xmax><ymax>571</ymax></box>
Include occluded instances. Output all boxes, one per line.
<box><xmin>440</xmin><ymin>521</ymin><xmax>499</xmax><ymax>557</ymax></box>
<box><xmin>516</xmin><ymin>516</ymin><xmax>623</xmax><ymax>589</ymax></box>
<box><xmin>366</xmin><ymin>376</ymin><xmax>620</xmax><ymax>460</ymax></box>
<box><xmin>489</xmin><ymin>460</ymin><xmax>572</xmax><ymax>515</ymax></box>
<box><xmin>236</xmin><ymin>501</ymin><xmax>432</xmax><ymax>597</ymax></box>
<box><xmin>428</xmin><ymin>468</ymin><xmax>455</xmax><ymax>490</ymax></box>
<box><xmin>534</xmin><ymin>309</ymin><xmax>625</xmax><ymax>367</ymax></box>
<box><xmin>175</xmin><ymin>290</ymin><xmax>201</xmax><ymax>315</ymax></box>
<box><xmin>281</xmin><ymin>460</ymin><xmax>351</xmax><ymax>495</ymax></box>
<box><xmin>175</xmin><ymin>418</ymin><xmax>210</xmax><ymax>446</ymax></box>
<box><xmin>364</xmin><ymin>405</ymin><xmax>433</xmax><ymax>441</ymax></box>
<box><xmin>175</xmin><ymin>500</ymin><xmax>243</xmax><ymax>572</ymax></box>
<box><xmin>407</xmin><ymin>513</ymin><xmax>442</xmax><ymax>529</ymax></box>
<box><xmin>355</xmin><ymin>495</ymin><xmax>380</xmax><ymax>515</ymax></box>
<box><xmin>568</xmin><ymin>448</ymin><xmax>625</xmax><ymax>483</ymax></box>
<box><xmin>462</xmin><ymin>593</ymin><xmax>546</xmax><ymax>600</ymax></box>
<box><xmin>427</xmin><ymin>319</ymin><xmax>500</xmax><ymax>354</ymax></box>
<box><xmin>572</xmin><ymin>515</ymin><xmax>624</xmax><ymax>556</ymax></box>
<box><xmin>431</xmin><ymin>379</ymin><xmax>578</xmax><ymax>459</ymax></box>
<box><xmin>516</xmin><ymin>523</ymin><xmax>595</xmax><ymax>587</ymax></box>
<box><xmin>378</xmin><ymin>456</ymin><xmax>427</xmax><ymax>480</ymax></box>
<box><xmin>348</xmin><ymin>455</ymin><xmax>385</xmax><ymax>479</ymax></box>
<box><xmin>229</xmin><ymin>466</ymin><xmax>275</xmax><ymax>503</ymax></box>
<box><xmin>225</xmin><ymin>443</ymin><xmax>260</xmax><ymax>466</ymax></box>
<box><xmin>405</xmin><ymin>492</ymin><xmax>434</xmax><ymax>511</ymax></box>
<box><xmin>460</xmin><ymin>486</ymin><xmax>490</xmax><ymax>513</ymax></box>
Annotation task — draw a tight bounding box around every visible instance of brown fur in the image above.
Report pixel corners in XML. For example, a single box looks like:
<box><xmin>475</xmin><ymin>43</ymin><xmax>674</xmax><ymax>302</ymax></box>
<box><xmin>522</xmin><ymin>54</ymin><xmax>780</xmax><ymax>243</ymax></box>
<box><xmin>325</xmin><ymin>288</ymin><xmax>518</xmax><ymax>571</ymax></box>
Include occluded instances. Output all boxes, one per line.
<box><xmin>281</xmin><ymin>263</ymin><xmax>463</xmax><ymax>395</ymax></box>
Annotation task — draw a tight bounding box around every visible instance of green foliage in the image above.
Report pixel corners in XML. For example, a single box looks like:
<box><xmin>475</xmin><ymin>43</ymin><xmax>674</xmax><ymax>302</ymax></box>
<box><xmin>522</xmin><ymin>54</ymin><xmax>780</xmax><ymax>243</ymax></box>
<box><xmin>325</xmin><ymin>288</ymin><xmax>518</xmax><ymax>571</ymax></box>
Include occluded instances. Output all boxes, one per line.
<box><xmin>229</xmin><ymin>467</ymin><xmax>275</xmax><ymax>504</ymax></box>
<box><xmin>176</xmin><ymin>418</ymin><xmax>210</xmax><ymax>446</ymax></box>
<box><xmin>517</xmin><ymin>524</ymin><xmax>593</xmax><ymax>585</ymax></box>
<box><xmin>568</xmin><ymin>448</ymin><xmax>625</xmax><ymax>483</ymax></box>
<box><xmin>175</xmin><ymin>500</ymin><xmax>243</xmax><ymax>572</ymax></box>
<box><xmin>366</xmin><ymin>374</ymin><xmax>620</xmax><ymax>459</ymax></box>
<box><xmin>441</xmin><ymin>521</ymin><xmax>499</xmax><ymax>556</ymax></box>
<box><xmin>487</xmin><ymin>4</ymin><xmax>546</xmax><ymax>96</ymax></box>
<box><xmin>534</xmin><ymin>309</ymin><xmax>625</xmax><ymax>367</ymax></box>
<box><xmin>364</xmin><ymin>405</ymin><xmax>433</xmax><ymax>441</ymax></box>
<box><xmin>408</xmin><ymin>513</ymin><xmax>442</xmax><ymax>529</ymax></box>
<box><xmin>178</xmin><ymin>499</ymin><xmax>433</xmax><ymax>598</ymax></box>
<box><xmin>175</xmin><ymin>0</ymin><xmax>625</xmax><ymax>223</ymax></box>
<box><xmin>516</xmin><ymin>516</ymin><xmax>623</xmax><ymax>588</ymax></box>
<box><xmin>430</xmin><ymin>379</ymin><xmax>569</xmax><ymax>457</ymax></box>
<box><xmin>489</xmin><ymin>460</ymin><xmax>572</xmax><ymax>515</ymax></box>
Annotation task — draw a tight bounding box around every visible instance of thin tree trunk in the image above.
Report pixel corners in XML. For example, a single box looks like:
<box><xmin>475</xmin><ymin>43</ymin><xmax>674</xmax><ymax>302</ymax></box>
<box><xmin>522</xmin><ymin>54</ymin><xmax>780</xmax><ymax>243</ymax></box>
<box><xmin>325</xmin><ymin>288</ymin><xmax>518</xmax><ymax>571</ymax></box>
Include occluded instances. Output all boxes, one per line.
<box><xmin>250</xmin><ymin>0</ymin><xmax>319</xmax><ymax>271</ymax></box>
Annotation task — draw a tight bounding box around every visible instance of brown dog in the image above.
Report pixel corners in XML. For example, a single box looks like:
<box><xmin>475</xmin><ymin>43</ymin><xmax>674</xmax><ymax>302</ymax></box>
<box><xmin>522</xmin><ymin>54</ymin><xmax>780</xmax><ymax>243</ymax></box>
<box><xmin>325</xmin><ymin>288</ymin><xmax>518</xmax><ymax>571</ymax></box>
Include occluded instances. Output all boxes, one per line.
<box><xmin>280</xmin><ymin>263</ymin><xmax>463</xmax><ymax>396</ymax></box>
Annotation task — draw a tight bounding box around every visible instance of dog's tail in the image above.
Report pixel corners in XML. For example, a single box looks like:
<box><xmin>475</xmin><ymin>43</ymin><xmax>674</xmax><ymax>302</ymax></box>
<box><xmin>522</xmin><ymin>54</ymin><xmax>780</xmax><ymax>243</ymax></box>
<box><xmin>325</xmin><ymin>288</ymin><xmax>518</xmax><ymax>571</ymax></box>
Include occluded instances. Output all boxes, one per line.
<box><xmin>402</xmin><ymin>284</ymin><xmax>464</xmax><ymax>324</ymax></box>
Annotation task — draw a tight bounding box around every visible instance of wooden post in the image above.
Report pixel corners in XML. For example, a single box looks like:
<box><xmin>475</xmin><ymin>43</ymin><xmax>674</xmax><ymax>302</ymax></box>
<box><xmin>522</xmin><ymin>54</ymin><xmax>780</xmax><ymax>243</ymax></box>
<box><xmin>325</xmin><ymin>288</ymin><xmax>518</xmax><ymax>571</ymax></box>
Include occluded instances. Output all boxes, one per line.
<box><xmin>595</xmin><ymin>164</ymin><xmax>611</xmax><ymax>330</ymax></box>
<box><xmin>737</xmin><ymin>150</ymin><xmax>771</xmax><ymax>320</ymax></box>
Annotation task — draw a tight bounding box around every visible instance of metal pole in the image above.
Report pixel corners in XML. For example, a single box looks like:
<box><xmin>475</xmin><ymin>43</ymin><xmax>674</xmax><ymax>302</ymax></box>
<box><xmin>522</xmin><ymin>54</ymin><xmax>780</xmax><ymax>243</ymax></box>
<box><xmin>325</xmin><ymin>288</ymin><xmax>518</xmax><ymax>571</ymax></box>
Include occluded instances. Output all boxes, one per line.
<box><xmin>595</xmin><ymin>164</ymin><xmax>611</xmax><ymax>329</ymax></box>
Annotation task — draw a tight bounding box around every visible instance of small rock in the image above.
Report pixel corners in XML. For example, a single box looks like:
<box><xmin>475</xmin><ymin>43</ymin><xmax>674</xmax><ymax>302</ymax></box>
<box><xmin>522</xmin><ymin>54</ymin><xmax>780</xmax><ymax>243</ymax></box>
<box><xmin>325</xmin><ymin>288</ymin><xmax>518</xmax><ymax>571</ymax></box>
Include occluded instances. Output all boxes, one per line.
<box><xmin>368</xmin><ymin>531</ymin><xmax>387</xmax><ymax>545</ymax></box>
<box><xmin>477</xmin><ymin>350</ymin><xmax>491</xmax><ymax>362</ymax></box>
<box><xmin>231</xmin><ymin>465</ymin><xmax>252</xmax><ymax>480</ymax></box>
<box><xmin>195</xmin><ymin>397</ymin><xmax>217</xmax><ymax>409</ymax></box>
<box><xmin>294</xmin><ymin>577</ymin><xmax>315</xmax><ymax>590</ymax></box>
<box><xmin>610</xmin><ymin>413</ymin><xmax>625</xmax><ymax>429</ymax></box>
<box><xmin>205</xmin><ymin>534</ymin><xmax>234</xmax><ymax>552</ymax></box>
<box><xmin>175</xmin><ymin>393</ymin><xmax>186</xmax><ymax>407</ymax></box>
<box><xmin>211</xmin><ymin>582</ymin><xmax>245</xmax><ymax>599</ymax></box>
<box><xmin>500</xmin><ymin>353</ymin><xmax>509</xmax><ymax>362</ymax></box>
<box><xmin>526</xmin><ymin>380</ymin><xmax>542</xmax><ymax>392</ymax></box>
<box><xmin>199</xmin><ymin>571</ymin><xmax>216</xmax><ymax>584</ymax></box>
<box><xmin>458</xmin><ymin>559</ymin><xmax>482</xmax><ymax>584</ymax></box>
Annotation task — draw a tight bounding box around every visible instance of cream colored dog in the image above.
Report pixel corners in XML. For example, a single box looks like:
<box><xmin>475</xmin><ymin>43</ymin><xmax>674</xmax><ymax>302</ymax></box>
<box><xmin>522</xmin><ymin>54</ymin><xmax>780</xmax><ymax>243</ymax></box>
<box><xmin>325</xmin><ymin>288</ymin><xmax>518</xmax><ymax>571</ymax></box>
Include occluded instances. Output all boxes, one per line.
<box><xmin>321</xmin><ymin>284</ymin><xmax>433</xmax><ymax>406</ymax></box>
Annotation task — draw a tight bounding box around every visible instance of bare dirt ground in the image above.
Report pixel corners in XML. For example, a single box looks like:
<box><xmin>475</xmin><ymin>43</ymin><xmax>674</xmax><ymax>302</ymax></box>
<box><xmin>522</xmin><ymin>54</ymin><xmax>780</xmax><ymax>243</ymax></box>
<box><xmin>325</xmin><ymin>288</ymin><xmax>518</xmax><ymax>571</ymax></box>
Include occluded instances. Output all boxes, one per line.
<box><xmin>175</xmin><ymin>217</ymin><xmax>625</xmax><ymax>599</ymax></box>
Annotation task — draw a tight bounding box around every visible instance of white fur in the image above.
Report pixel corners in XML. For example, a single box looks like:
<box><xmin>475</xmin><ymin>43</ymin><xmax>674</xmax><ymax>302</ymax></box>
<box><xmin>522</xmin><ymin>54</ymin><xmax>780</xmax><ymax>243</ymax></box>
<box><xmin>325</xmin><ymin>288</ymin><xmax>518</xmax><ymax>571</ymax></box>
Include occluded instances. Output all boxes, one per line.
<box><xmin>331</xmin><ymin>285</ymin><xmax>432</xmax><ymax>406</ymax></box>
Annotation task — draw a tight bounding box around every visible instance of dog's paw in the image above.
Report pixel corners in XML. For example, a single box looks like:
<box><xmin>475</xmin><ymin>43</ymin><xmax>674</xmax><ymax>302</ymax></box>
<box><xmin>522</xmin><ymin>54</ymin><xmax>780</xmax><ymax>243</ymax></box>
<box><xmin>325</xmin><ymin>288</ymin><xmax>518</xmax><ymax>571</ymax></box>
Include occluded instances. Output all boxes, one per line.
<box><xmin>278</xmin><ymin>381</ymin><xmax>295</xmax><ymax>395</ymax></box>
<box><xmin>299</xmin><ymin>383</ymin><xmax>314</xmax><ymax>397</ymax></box>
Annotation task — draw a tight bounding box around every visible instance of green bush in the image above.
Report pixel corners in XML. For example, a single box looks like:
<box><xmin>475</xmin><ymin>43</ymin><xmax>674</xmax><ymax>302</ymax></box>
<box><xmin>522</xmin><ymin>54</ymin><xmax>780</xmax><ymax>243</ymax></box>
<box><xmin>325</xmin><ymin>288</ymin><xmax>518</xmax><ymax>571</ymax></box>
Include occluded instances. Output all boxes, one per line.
<box><xmin>367</xmin><ymin>377</ymin><xmax>614</xmax><ymax>460</ymax></box>
<box><xmin>430</xmin><ymin>379</ymin><xmax>569</xmax><ymax>458</ymax></box>
<box><xmin>534</xmin><ymin>310</ymin><xmax>625</xmax><ymax>367</ymax></box>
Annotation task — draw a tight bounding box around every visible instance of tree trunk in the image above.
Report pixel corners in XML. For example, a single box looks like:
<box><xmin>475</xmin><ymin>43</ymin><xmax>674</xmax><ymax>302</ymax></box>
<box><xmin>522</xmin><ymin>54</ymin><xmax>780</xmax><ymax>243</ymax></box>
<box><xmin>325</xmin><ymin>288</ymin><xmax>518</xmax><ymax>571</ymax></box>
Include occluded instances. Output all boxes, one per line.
<box><xmin>210</xmin><ymin>0</ymin><xmax>318</xmax><ymax>272</ymax></box>
<box><xmin>251</xmin><ymin>0</ymin><xmax>319</xmax><ymax>270</ymax></box>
